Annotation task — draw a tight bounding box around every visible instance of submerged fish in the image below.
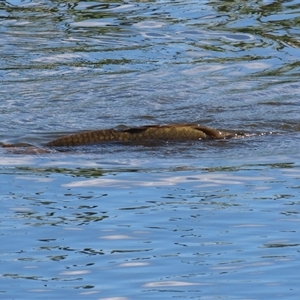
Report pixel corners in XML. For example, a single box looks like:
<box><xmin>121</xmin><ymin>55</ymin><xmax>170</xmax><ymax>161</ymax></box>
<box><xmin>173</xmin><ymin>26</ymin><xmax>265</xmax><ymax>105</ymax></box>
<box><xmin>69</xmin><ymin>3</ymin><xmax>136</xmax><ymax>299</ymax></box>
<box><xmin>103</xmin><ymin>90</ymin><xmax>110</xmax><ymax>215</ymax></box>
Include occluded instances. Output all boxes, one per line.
<box><xmin>46</xmin><ymin>124</ymin><xmax>238</xmax><ymax>147</ymax></box>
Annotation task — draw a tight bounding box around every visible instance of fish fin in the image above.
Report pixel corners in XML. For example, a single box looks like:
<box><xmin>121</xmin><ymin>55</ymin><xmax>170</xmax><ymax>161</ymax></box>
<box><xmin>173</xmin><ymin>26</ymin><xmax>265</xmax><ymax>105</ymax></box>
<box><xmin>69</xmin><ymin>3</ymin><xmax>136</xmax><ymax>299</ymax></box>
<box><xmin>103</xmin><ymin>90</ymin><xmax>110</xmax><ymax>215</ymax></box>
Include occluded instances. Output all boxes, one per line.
<box><xmin>122</xmin><ymin>127</ymin><xmax>150</xmax><ymax>134</ymax></box>
<box><xmin>121</xmin><ymin>124</ymin><xmax>194</xmax><ymax>133</ymax></box>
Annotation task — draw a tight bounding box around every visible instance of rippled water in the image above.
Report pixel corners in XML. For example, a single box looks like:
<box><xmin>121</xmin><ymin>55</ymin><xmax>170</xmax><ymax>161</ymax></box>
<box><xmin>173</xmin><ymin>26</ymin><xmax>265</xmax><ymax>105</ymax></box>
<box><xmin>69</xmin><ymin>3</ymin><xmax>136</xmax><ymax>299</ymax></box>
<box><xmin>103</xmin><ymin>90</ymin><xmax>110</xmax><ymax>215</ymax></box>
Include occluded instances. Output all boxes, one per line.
<box><xmin>1</xmin><ymin>0</ymin><xmax>300</xmax><ymax>299</ymax></box>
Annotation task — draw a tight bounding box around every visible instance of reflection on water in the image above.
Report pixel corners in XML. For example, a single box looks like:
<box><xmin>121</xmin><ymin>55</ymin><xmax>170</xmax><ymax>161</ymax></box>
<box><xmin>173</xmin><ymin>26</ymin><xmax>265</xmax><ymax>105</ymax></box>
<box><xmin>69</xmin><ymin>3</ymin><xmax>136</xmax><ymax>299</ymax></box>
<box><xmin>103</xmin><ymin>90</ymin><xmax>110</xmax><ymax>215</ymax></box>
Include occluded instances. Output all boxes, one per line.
<box><xmin>1</xmin><ymin>0</ymin><xmax>300</xmax><ymax>299</ymax></box>
<box><xmin>1</xmin><ymin>155</ymin><xmax>300</xmax><ymax>299</ymax></box>
<box><xmin>1</xmin><ymin>0</ymin><xmax>300</xmax><ymax>141</ymax></box>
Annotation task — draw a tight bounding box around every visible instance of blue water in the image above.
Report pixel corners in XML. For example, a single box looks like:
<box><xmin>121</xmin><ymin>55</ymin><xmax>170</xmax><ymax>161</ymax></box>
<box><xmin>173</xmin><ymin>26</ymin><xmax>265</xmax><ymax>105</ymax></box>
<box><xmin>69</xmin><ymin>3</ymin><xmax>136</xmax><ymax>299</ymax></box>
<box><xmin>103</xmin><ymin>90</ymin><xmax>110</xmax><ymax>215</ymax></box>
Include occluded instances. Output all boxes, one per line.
<box><xmin>1</xmin><ymin>154</ymin><xmax>300</xmax><ymax>299</ymax></box>
<box><xmin>1</xmin><ymin>0</ymin><xmax>300</xmax><ymax>299</ymax></box>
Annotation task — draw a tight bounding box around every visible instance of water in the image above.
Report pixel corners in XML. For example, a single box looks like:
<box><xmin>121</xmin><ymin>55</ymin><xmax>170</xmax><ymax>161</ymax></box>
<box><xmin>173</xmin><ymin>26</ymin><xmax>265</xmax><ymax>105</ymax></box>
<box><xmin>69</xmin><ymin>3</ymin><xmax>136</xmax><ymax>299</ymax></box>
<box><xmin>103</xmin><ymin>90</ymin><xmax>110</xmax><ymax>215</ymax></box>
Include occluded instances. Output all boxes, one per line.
<box><xmin>1</xmin><ymin>155</ymin><xmax>300</xmax><ymax>299</ymax></box>
<box><xmin>1</xmin><ymin>0</ymin><xmax>300</xmax><ymax>299</ymax></box>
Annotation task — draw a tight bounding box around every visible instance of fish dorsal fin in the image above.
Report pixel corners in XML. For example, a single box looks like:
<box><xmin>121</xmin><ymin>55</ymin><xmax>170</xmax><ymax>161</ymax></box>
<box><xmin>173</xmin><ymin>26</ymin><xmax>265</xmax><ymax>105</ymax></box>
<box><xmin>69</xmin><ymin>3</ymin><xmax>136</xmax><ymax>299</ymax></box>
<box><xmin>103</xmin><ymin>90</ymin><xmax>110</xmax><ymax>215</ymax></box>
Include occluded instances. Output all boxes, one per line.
<box><xmin>121</xmin><ymin>124</ymin><xmax>180</xmax><ymax>134</ymax></box>
<box><xmin>121</xmin><ymin>126</ymin><xmax>150</xmax><ymax>134</ymax></box>
<box><xmin>122</xmin><ymin>124</ymin><xmax>198</xmax><ymax>130</ymax></box>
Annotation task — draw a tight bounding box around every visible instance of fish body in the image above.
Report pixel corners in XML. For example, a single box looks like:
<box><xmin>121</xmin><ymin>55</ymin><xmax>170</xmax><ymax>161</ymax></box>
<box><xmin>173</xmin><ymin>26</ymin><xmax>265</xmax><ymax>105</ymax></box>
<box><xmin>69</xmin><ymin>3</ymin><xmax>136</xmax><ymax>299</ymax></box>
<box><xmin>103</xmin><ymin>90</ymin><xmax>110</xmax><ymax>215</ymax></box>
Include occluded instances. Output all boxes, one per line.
<box><xmin>46</xmin><ymin>124</ymin><xmax>236</xmax><ymax>147</ymax></box>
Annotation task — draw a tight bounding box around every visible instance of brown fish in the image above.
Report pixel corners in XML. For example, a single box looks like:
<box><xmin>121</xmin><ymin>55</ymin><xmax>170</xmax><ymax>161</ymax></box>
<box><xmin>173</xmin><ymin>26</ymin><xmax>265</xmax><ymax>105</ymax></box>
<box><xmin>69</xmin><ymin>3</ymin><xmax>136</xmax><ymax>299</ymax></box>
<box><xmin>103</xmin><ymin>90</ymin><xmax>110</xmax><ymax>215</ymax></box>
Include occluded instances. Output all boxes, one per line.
<box><xmin>46</xmin><ymin>124</ymin><xmax>236</xmax><ymax>147</ymax></box>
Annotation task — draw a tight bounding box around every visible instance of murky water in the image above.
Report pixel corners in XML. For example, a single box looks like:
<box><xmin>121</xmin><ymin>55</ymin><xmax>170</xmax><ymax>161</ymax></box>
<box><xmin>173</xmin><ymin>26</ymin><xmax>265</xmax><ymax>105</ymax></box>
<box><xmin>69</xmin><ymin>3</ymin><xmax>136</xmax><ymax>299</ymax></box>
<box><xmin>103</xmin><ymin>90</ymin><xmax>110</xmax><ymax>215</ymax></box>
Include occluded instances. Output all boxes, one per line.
<box><xmin>1</xmin><ymin>0</ymin><xmax>300</xmax><ymax>299</ymax></box>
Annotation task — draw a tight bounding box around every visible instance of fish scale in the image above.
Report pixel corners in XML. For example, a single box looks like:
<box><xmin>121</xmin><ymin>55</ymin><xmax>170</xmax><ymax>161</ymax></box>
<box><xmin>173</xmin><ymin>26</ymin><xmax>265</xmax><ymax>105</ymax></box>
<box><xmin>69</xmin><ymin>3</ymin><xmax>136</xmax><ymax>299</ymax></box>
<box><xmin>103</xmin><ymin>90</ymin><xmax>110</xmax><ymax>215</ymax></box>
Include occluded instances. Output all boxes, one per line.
<box><xmin>46</xmin><ymin>124</ymin><xmax>236</xmax><ymax>147</ymax></box>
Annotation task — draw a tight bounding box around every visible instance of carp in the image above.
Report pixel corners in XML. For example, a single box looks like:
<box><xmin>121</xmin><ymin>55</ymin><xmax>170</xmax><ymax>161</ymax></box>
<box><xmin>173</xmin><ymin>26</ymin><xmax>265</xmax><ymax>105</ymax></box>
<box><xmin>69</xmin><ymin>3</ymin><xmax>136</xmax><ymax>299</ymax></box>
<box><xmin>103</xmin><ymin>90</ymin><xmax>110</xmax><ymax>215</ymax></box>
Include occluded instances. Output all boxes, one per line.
<box><xmin>46</xmin><ymin>124</ymin><xmax>237</xmax><ymax>147</ymax></box>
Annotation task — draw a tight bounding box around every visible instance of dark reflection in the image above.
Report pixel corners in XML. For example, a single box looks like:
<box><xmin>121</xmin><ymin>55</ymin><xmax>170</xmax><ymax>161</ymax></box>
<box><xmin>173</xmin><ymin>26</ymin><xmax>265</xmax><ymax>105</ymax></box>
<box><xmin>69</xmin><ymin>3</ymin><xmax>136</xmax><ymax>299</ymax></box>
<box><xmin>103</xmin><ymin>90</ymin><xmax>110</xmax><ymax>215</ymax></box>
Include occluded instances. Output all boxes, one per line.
<box><xmin>111</xmin><ymin>249</ymin><xmax>152</xmax><ymax>254</ymax></box>
<box><xmin>214</xmin><ymin>0</ymin><xmax>284</xmax><ymax>14</ymax></box>
<box><xmin>80</xmin><ymin>248</ymin><xmax>104</xmax><ymax>255</ymax></box>
<box><xmin>204</xmin><ymin>162</ymin><xmax>295</xmax><ymax>172</ymax></box>
<box><xmin>37</xmin><ymin>245</ymin><xmax>105</xmax><ymax>255</ymax></box>
<box><xmin>2</xmin><ymin>273</ymin><xmax>41</xmax><ymax>280</ymax></box>
<box><xmin>263</xmin><ymin>243</ymin><xmax>300</xmax><ymax>248</ymax></box>
<box><xmin>75</xmin><ymin>211</ymin><xmax>109</xmax><ymax>225</ymax></box>
<box><xmin>12</xmin><ymin>204</ymin><xmax>109</xmax><ymax>227</ymax></box>
<box><xmin>49</xmin><ymin>255</ymin><xmax>67</xmax><ymax>261</ymax></box>
<box><xmin>75</xmin><ymin>285</ymin><xmax>95</xmax><ymax>289</ymax></box>
<box><xmin>14</xmin><ymin>166</ymin><xmax>105</xmax><ymax>178</ymax></box>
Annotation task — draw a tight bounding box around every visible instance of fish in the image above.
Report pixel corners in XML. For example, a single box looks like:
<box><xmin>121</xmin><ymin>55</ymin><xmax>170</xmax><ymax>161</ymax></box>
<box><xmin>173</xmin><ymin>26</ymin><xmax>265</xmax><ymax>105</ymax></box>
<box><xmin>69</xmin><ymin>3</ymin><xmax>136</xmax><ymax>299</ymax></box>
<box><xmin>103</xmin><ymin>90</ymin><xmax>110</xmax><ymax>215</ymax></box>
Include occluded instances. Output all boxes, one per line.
<box><xmin>46</xmin><ymin>124</ymin><xmax>237</xmax><ymax>147</ymax></box>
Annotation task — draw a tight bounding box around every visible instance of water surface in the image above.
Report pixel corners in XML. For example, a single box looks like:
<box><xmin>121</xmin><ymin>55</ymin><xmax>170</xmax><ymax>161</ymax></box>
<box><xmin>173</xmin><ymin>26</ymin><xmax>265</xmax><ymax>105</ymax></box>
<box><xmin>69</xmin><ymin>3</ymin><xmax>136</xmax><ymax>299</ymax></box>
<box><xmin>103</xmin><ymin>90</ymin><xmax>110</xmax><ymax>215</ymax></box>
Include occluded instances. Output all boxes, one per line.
<box><xmin>1</xmin><ymin>0</ymin><xmax>300</xmax><ymax>299</ymax></box>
